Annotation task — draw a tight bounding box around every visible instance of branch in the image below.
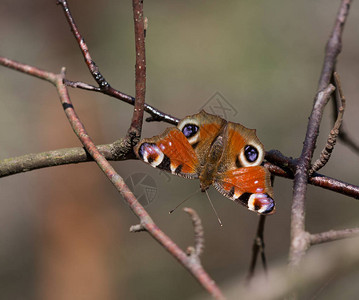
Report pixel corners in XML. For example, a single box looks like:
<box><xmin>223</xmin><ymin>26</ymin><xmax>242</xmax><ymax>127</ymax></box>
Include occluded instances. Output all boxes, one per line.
<box><xmin>184</xmin><ymin>207</ymin><xmax>205</xmax><ymax>258</ymax></box>
<box><xmin>57</xmin><ymin>0</ymin><xmax>179</xmax><ymax>126</ymax></box>
<box><xmin>330</xmin><ymin>70</ymin><xmax>359</xmax><ymax>154</ymax></box>
<box><xmin>2</xmin><ymin>145</ymin><xmax>358</xmax><ymax>200</ymax></box>
<box><xmin>54</xmin><ymin>68</ymin><xmax>224</xmax><ymax>299</ymax></box>
<box><xmin>318</xmin><ymin>0</ymin><xmax>351</xmax><ymax>90</ymax></box>
<box><xmin>0</xmin><ymin>60</ymin><xmax>358</xmax><ymax>201</ymax></box>
<box><xmin>1</xmin><ymin>56</ymin><xmax>359</xmax><ymax>206</ymax></box>
<box><xmin>264</xmin><ymin>159</ymin><xmax>359</xmax><ymax>200</ymax></box>
<box><xmin>0</xmin><ymin>41</ymin><xmax>223</xmax><ymax>298</ymax></box>
<box><xmin>310</xmin><ymin>228</ymin><xmax>359</xmax><ymax>245</ymax></box>
<box><xmin>128</xmin><ymin>0</ymin><xmax>146</xmax><ymax>138</ymax></box>
<box><xmin>289</xmin><ymin>0</ymin><xmax>352</xmax><ymax>269</ymax></box>
<box><xmin>225</xmin><ymin>237</ymin><xmax>359</xmax><ymax>300</ymax></box>
<box><xmin>247</xmin><ymin>215</ymin><xmax>267</xmax><ymax>280</ymax></box>
<box><xmin>289</xmin><ymin>85</ymin><xmax>336</xmax><ymax>267</ymax></box>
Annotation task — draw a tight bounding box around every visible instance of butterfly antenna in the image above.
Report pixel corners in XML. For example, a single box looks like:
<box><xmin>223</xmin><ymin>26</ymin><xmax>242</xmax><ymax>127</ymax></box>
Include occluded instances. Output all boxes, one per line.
<box><xmin>205</xmin><ymin>190</ymin><xmax>223</xmax><ymax>227</ymax></box>
<box><xmin>169</xmin><ymin>188</ymin><xmax>201</xmax><ymax>214</ymax></box>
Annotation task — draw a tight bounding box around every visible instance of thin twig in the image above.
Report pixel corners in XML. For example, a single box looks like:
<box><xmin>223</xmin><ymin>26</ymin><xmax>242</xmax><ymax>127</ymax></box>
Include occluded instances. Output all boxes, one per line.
<box><xmin>57</xmin><ymin>0</ymin><xmax>110</xmax><ymax>89</ymax></box>
<box><xmin>310</xmin><ymin>73</ymin><xmax>346</xmax><ymax>175</ymax></box>
<box><xmin>330</xmin><ymin>73</ymin><xmax>359</xmax><ymax>153</ymax></box>
<box><xmin>310</xmin><ymin>228</ymin><xmax>359</xmax><ymax>245</ymax></box>
<box><xmin>184</xmin><ymin>208</ymin><xmax>205</xmax><ymax>257</ymax></box>
<box><xmin>247</xmin><ymin>215</ymin><xmax>267</xmax><ymax>280</ymax></box>
<box><xmin>65</xmin><ymin>78</ymin><xmax>179</xmax><ymax>125</ymax></box>
<box><xmin>57</xmin><ymin>0</ymin><xmax>179</xmax><ymax>126</ymax></box>
<box><xmin>318</xmin><ymin>0</ymin><xmax>351</xmax><ymax>90</ymax></box>
<box><xmin>264</xmin><ymin>159</ymin><xmax>359</xmax><ymax>200</ymax></box>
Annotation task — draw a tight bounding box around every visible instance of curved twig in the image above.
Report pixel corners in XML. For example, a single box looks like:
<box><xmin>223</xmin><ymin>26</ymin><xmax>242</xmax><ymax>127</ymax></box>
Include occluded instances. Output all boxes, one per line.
<box><xmin>310</xmin><ymin>73</ymin><xmax>346</xmax><ymax>175</ymax></box>
<box><xmin>184</xmin><ymin>207</ymin><xmax>205</xmax><ymax>258</ymax></box>
<box><xmin>57</xmin><ymin>0</ymin><xmax>179</xmax><ymax>125</ymax></box>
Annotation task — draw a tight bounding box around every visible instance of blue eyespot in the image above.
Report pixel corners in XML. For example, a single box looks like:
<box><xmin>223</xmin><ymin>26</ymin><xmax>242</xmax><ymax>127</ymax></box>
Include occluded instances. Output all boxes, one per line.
<box><xmin>182</xmin><ymin>124</ymin><xmax>199</xmax><ymax>139</ymax></box>
<box><xmin>244</xmin><ymin>145</ymin><xmax>258</xmax><ymax>162</ymax></box>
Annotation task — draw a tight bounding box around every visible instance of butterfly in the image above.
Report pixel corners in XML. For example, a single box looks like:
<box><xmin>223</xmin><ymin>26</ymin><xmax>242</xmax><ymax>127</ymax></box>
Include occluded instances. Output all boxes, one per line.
<box><xmin>134</xmin><ymin>110</ymin><xmax>275</xmax><ymax>215</ymax></box>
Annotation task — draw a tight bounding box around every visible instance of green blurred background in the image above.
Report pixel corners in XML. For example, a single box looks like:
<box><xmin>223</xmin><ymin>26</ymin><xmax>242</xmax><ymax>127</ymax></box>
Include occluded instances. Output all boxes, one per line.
<box><xmin>1</xmin><ymin>1</ymin><xmax>359</xmax><ymax>299</ymax></box>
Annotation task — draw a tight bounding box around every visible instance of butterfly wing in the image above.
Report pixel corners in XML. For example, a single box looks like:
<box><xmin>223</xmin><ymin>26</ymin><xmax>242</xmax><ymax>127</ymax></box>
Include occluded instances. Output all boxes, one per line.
<box><xmin>135</xmin><ymin>110</ymin><xmax>226</xmax><ymax>179</ymax></box>
<box><xmin>135</xmin><ymin>127</ymin><xmax>200</xmax><ymax>178</ymax></box>
<box><xmin>213</xmin><ymin>122</ymin><xmax>275</xmax><ymax>214</ymax></box>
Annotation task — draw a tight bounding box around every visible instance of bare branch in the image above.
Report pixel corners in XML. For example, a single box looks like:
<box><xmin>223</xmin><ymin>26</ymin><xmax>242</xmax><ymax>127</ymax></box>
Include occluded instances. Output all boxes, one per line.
<box><xmin>289</xmin><ymin>85</ymin><xmax>335</xmax><ymax>268</ymax></box>
<box><xmin>289</xmin><ymin>0</ymin><xmax>352</xmax><ymax>270</ymax></box>
<box><xmin>128</xmin><ymin>0</ymin><xmax>147</xmax><ymax>138</ymax></box>
<box><xmin>310</xmin><ymin>228</ymin><xmax>359</xmax><ymax>245</ymax></box>
<box><xmin>226</xmin><ymin>237</ymin><xmax>359</xmax><ymax>300</ymax></box>
<box><xmin>247</xmin><ymin>215</ymin><xmax>267</xmax><ymax>280</ymax></box>
<box><xmin>265</xmin><ymin>151</ymin><xmax>359</xmax><ymax>199</ymax></box>
<box><xmin>54</xmin><ymin>69</ymin><xmax>224</xmax><ymax>299</ymax></box>
<box><xmin>318</xmin><ymin>0</ymin><xmax>351</xmax><ymax>90</ymax></box>
<box><xmin>0</xmin><ymin>51</ymin><xmax>224</xmax><ymax>298</ymax></box>
<box><xmin>2</xmin><ymin>57</ymin><xmax>359</xmax><ymax>211</ymax></box>
<box><xmin>56</xmin><ymin>0</ymin><xmax>179</xmax><ymax>126</ymax></box>
<box><xmin>57</xmin><ymin>0</ymin><xmax>110</xmax><ymax>89</ymax></box>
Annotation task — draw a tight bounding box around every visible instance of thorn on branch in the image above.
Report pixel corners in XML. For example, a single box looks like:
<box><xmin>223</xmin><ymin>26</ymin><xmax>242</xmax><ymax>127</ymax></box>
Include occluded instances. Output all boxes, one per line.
<box><xmin>144</xmin><ymin>17</ymin><xmax>148</xmax><ymax>38</ymax></box>
<box><xmin>130</xmin><ymin>224</ymin><xmax>146</xmax><ymax>232</ymax></box>
<box><xmin>64</xmin><ymin>79</ymin><xmax>101</xmax><ymax>91</ymax></box>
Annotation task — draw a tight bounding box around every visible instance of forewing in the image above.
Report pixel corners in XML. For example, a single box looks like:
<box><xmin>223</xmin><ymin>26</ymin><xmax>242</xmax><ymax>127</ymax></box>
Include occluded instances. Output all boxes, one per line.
<box><xmin>135</xmin><ymin>127</ymin><xmax>200</xmax><ymax>178</ymax></box>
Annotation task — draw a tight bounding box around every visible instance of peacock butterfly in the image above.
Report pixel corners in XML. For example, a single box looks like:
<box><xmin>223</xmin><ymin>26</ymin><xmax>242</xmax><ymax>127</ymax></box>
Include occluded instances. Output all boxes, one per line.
<box><xmin>134</xmin><ymin>110</ymin><xmax>275</xmax><ymax>215</ymax></box>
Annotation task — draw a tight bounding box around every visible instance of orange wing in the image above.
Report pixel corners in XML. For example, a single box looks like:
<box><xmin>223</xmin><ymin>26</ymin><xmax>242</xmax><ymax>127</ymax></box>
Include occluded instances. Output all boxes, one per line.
<box><xmin>213</xmin><ymin>166</ymin><xmax>275</xmax><ymax>214</ymax></box>
<box><xmin>135</xmin><ymin>128</ymin><xmax>200</xmax><ymax>178</ymax></box>
<box><xmin>213</xmin><ymin>123</ymin><xmax>275</xmax><ymax>215</ymax></box>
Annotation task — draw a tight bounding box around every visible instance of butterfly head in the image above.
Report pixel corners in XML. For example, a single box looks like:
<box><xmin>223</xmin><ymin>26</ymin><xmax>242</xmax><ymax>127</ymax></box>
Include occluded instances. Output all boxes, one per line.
<box><xmin>199</xmin><ymin>180</ymin><xmax>211</xmax><ymax>193</ymax></box>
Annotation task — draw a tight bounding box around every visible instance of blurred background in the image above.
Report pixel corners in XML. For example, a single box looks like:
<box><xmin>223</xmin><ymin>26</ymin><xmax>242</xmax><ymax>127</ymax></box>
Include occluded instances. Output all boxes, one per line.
<box><xmin>1</xmin><ymin>0</ymin><xmax>359</xmax><ymax>299</ymax></box>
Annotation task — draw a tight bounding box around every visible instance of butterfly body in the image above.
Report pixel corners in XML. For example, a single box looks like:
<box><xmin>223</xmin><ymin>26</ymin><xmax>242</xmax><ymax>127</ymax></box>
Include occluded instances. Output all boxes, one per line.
<box><xmin>135</xmin><ymin>110</ymin><xmax>275</xmax><ymax>215</ymax></box>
